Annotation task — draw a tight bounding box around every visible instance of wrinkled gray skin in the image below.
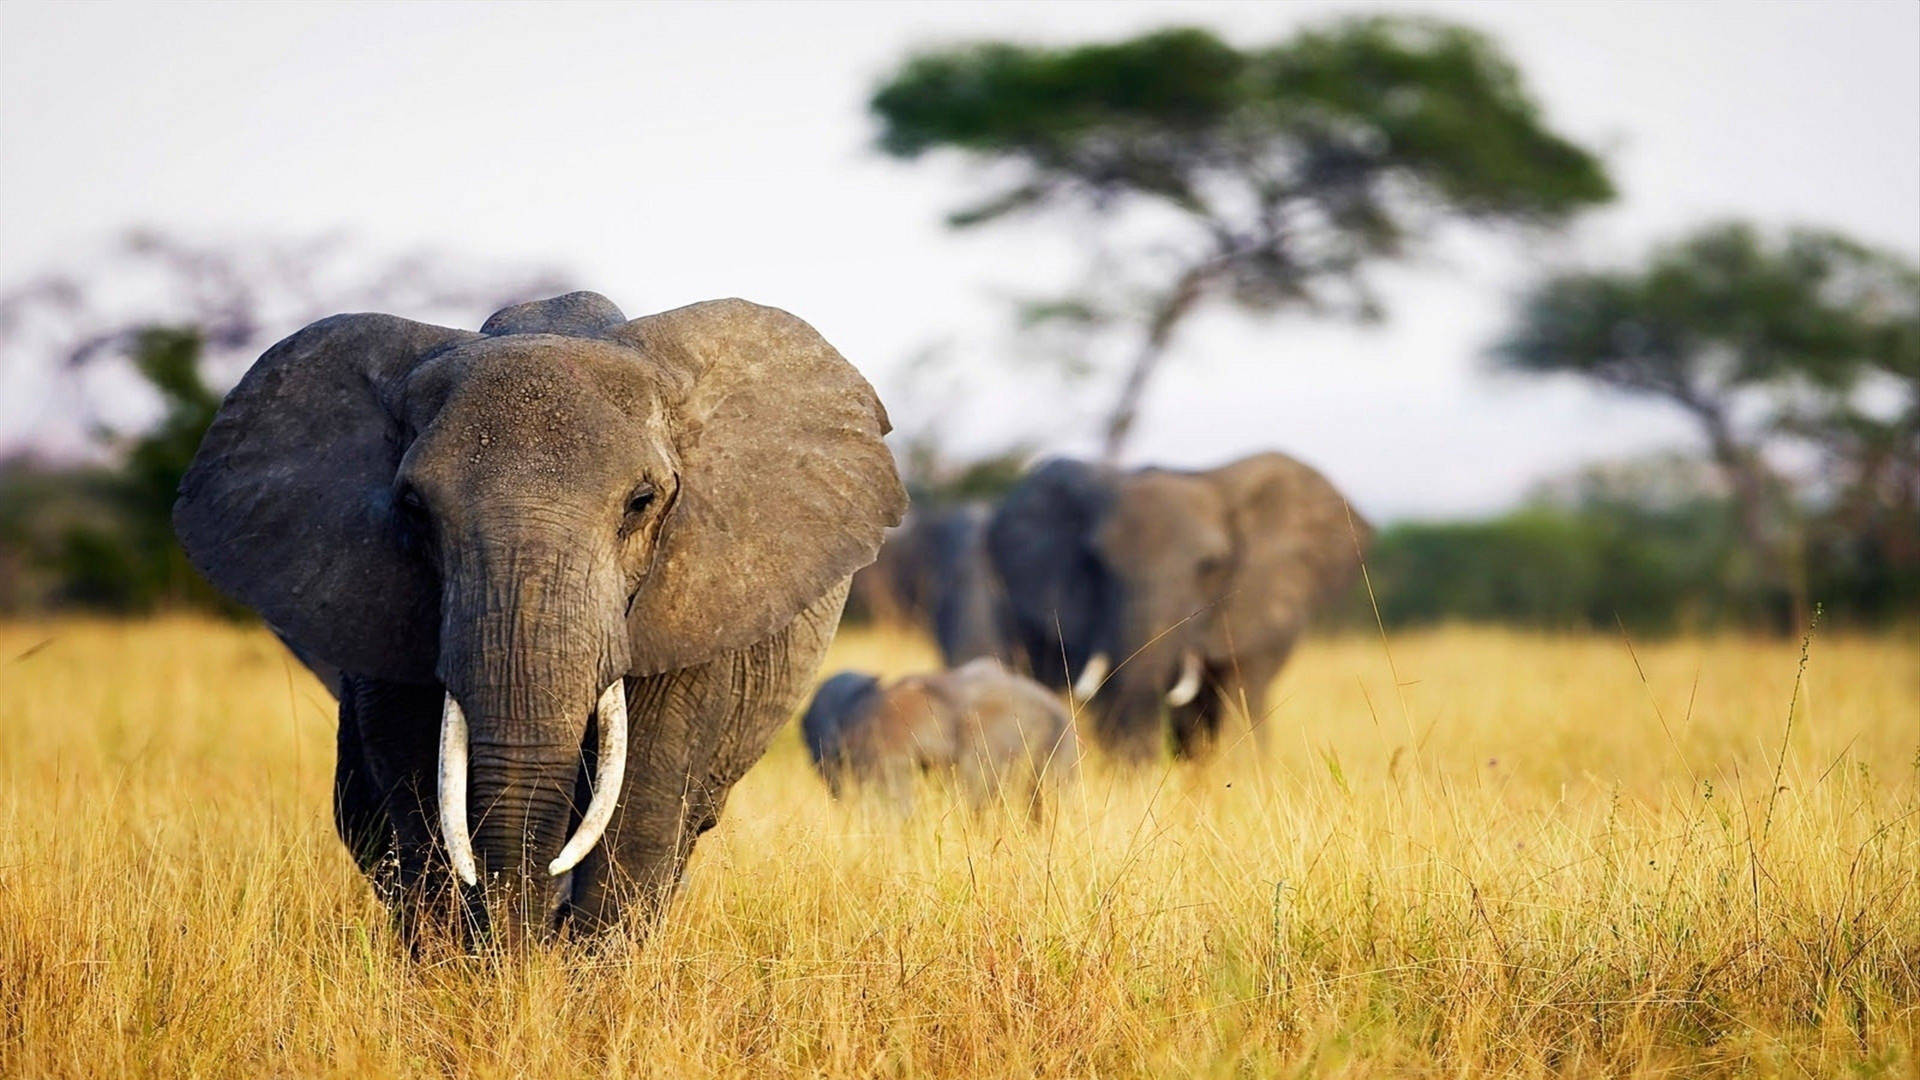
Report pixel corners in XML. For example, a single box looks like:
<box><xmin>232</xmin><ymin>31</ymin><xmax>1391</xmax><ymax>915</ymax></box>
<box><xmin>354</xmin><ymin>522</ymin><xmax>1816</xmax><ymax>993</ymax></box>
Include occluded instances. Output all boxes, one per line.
<box><xmin>800</xmin><ymin>658</ymin><xmax>1079</xmax><ymax>817</ymax></box>
<box><xmin>174</xmin><ymin>292</ymin><xmax>905</xmax><ymax>941</ymax></box>
<box><xmin>987</xmin><ymin>453</ymin><xmax>1368</xmax><ymax>762</ymax></box>
<box><xmin>849</xmin><ymin>502</ymin><xmax>1012</xmax><ymax>666</ymax></box>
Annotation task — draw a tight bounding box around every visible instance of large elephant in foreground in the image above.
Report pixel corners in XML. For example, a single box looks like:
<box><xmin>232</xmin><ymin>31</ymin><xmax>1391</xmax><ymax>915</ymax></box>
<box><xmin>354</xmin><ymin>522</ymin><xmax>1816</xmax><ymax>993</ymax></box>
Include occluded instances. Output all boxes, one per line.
<box><xmin>174</xmin><ymin>292</ymin><xmax>906</xmax><ymax>940</ymax></box>
<box><xmin>986</xmin><ymin>452</ymin><xmax>1367</xmax><ymax>761</ymax></box>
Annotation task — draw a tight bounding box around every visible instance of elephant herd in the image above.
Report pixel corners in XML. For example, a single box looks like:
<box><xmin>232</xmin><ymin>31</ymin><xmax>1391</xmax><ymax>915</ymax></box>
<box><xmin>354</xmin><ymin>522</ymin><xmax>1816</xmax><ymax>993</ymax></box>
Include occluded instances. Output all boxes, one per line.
<box><xmin>841</xmin><ymin>451</ymin><xmax>1370</xmax><ymax>765</ymax></box>
<box><xmin>172</xmin><ymin>291</ymin><xmax>1365</xmax><ymax>944</ymax></box>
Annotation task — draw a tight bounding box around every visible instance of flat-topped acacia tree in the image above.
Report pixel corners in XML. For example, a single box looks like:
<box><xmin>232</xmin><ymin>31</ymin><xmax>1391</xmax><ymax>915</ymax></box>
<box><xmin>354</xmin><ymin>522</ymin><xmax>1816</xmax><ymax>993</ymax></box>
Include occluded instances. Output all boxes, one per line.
<box><xmin>871</xmin><ymin>18</ymin><xmax>1614</xmax><ymax>461</ymax></box>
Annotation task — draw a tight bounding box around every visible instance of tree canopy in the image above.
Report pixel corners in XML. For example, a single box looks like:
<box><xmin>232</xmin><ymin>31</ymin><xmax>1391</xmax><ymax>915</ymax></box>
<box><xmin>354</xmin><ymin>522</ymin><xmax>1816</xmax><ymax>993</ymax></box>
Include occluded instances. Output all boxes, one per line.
<box><xmin>872</xmin><ymin>17</ymin><xmax>1614</xmax><ymax>459</ymax></box>
<box><xmin>875</xmin><ymin>21</ymin><xmax>1612</xmax><ymax>229</ymax></box>
<box><xmin>1497</xmin><ymin>222</ymin><xmax>1918</xmax><ymax>411</ymax></box>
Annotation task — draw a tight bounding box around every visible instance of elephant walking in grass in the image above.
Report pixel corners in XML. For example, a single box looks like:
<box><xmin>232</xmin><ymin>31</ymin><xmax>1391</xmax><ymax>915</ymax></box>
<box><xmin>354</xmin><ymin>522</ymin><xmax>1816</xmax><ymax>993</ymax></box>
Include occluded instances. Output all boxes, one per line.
<box><xmin>174</xmin><ymin>292</ymin><xmax>906</xmax><ymax>941</ymax></box>
<box><xmin>800</xmin><ymin>658</ymin><xmax>1080</xmax><ymax>817</ymax></box>
<box><xmin>987</xmin><ymin>452</ymin><xmax>1368</xmax><ymax>763</ymax></box>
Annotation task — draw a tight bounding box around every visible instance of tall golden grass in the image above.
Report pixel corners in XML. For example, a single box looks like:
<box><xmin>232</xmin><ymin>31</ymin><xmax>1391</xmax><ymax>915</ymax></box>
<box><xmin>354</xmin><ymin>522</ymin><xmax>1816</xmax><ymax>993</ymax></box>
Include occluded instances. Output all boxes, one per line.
<box><xmin>1</xmin><ymin>616</ymin><xmax>1916</xmax><ymax>1077</ymax></box>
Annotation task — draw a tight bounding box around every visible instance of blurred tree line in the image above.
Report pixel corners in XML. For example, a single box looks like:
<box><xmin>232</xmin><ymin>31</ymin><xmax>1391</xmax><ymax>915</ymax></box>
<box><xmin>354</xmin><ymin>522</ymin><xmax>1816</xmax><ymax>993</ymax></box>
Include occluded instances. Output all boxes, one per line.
<box><xmin>1356</xmin><ymin>449</ymin><xmax>1917</xmax><ymax>632</ymax></box>
<box><xmin>0</xmin><ymin>327</ymin><xmax>232</xmax><ymax>611</ymax></box>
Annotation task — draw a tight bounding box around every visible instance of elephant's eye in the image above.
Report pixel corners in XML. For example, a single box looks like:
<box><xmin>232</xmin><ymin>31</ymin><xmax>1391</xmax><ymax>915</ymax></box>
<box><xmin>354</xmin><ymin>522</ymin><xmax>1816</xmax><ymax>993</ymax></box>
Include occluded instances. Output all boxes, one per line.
<box><xmin>625</xmin><ymin>483</ymin><xmax>657</xmax><ymax>517</ymax></box>
<box><xmin>392</xmin><ymin>483</ymin><xmax>431</xmax><ymax>554</ymax></box>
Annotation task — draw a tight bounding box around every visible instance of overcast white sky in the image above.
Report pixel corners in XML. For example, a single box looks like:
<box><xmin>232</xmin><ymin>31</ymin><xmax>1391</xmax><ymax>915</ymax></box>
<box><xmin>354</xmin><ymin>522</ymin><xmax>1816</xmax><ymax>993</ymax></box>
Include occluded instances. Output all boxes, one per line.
<box><xmin>3</xmin><ymin>0</ymin><xmax>1916</xmax><ymax>520</ymax></box>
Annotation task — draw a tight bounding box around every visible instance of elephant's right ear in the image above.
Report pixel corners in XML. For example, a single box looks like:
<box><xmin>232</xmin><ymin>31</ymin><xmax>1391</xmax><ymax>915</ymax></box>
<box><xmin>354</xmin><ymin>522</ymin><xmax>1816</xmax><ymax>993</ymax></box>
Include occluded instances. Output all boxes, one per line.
<box><xmin>1205</xmin><ymin>452</ymin><xmax>1370</xmax><ymax>661</ymax></box>
<box><xmin>610</xmin><ymin>300</ymin><xmax>908</xmax><ymax>675</ymax></box>
<box><xmin>174</xmin><ymin>314</ymin><xmax>477</xmax><ymax>682</ymax></box>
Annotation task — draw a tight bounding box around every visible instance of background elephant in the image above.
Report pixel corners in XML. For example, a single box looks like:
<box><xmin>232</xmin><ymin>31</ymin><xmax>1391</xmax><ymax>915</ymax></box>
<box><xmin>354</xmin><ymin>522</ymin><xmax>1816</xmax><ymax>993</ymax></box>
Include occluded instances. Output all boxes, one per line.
<box><xmin>986</xmin><ymin>452</ymin><xmax>1368</xmax><ymax>762</ymax></box>
<box><xmin>800</xmin><ymin>658</ymin><xmax>1079</xmax><ymax>817</ymax></box>
<box><xmin>174</xmin><ymin>291</ymin><xmax>905</xmax><ymax>940</ymax></box>
<box><xmin>848</xmin><ymin>502</ymin><xmax>1013</xmax><ymax>666</ymax></box>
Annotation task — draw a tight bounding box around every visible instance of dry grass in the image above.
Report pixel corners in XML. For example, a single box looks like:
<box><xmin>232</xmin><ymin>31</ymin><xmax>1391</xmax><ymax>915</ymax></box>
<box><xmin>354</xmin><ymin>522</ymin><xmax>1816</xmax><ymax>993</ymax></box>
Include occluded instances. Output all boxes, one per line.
<box><xmin>2</xmin><ymin>616</ymin><xmax>1917</xmax><ymax>1077</ymax></box>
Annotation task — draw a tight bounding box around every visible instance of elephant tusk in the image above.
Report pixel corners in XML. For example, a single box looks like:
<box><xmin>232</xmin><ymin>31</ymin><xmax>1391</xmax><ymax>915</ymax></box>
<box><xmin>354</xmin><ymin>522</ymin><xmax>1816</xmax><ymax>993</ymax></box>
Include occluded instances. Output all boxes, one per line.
<box><xmin>1071</xmin><ymin>652</ymin><xmax>1111</xmax><ymax>700</ymax></box>
<box><xmin>1165</xmin><ymin>650</ymin><xmax>1204</xmax><ymax>707</ymax></box>
<box><xmin>549</xmin><ymin>679</ymin><xmax>629</xmax><ymax>877</ymax></box>
<box><xmin>438</xmin><ymin>692</ymin><xmax>479</xmax><ymax>887</ymax></box>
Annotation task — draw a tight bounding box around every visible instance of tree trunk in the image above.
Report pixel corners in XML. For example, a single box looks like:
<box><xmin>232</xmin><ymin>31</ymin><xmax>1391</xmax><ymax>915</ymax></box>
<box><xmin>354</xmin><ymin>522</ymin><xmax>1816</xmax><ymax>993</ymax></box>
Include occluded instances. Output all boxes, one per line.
<box><xmin>1100</xmin><ymin>269</ymin><xmax>1209</xmax><ymax>465</ymax></box>
<box><xmin>1696</xmin><ymin>405</ymin><xmax>1808</xmax><ymax>634</ymax></box>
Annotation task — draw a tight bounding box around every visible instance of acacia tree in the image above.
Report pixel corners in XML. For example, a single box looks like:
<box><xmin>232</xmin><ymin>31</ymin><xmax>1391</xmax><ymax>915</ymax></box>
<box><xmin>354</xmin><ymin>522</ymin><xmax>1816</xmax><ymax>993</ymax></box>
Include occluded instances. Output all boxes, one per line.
<box><xmin>1495</xmin><ymin>221</ymin><xmax>1920</xmax><ymax>629</ymax></box>
<box><xmin>871</xmin><ymin>18</ymin><xmax>1613</xmax><ymax>461</ymax></box>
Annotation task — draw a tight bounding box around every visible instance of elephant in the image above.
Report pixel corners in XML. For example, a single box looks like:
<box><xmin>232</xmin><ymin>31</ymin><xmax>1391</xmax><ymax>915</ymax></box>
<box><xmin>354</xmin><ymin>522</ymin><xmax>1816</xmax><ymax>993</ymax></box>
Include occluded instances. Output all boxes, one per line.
<box><xmin>847</xmin><ymin>502</ymin><xmax>1013</xmax><ymax>666</ymax></box>
<box><xmin>800</xmin><ymin>658</ymin><xmax>1079</xmax><ymax>817</ymax></box>
<box><xmin>986</xmin><ymin>452</ymin><xmax>1368</xmax><ymax>762</ymax></box>
<box><xmin>173</xmin><ymin>291</ymin><xmax>906</xmax><ymax>941</ymax></box>
<box><xmin>844</xmin><ymin>518</ymin><xmax>925</xmax><ymax>629</ymax></box>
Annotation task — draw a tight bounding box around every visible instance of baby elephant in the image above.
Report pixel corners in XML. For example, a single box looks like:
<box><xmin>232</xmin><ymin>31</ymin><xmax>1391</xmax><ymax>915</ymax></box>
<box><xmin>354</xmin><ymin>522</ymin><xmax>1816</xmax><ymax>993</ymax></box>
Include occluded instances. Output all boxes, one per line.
<box><xmin>802</xmin><ymin>658</ymin><xmax>1080</xmax><ymax>816</ymax></box>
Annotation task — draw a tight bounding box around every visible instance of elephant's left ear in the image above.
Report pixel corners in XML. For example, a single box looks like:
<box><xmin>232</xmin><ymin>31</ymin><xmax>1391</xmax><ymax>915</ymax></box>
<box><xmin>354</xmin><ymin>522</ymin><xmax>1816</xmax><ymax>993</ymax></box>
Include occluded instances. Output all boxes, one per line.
<box><xmin>1207</xmin><ymin>452</ymin><xmax>1370</xmax><ymax>660</ymax></box>
<box><xmin>611</xmin><ymin>299</ymin><xmax>907</xmax><ymax>675</ymax></box>
<box><xmin>173</xmin><ymin>314</ymin><xmax>479</xmax><ymax>682</ymax></box>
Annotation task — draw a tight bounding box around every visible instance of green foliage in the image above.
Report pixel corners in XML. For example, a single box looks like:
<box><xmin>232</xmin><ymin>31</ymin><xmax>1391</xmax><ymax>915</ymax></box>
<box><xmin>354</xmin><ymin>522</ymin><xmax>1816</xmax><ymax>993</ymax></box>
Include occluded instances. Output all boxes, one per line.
<box><xmin>1368</xmin><ymin>510</ymin><xmax>1705</xmax><ymax>632</ymax></box>
<box><xmin>1496</xmin><ymin>222</ymin><xmax>1920</xmax><ymax>404</ymax></box>
<box><xmin>899</xmin><ymin>439</ymin><xmax>1033</xmax><ymax>506</ymax></box>
<box><xmin>0</xmin><ymin>459</ymin><xmax>117</xmax><ymax>610</ymax></box>
<box><xmin>1364</xmin><ymin>501</ymin><xmax>1750</xmax><ymax>633</ymax></box>
<box><xmin>1353</xmin><ymin>453</ymin><xmax>1918</xmax><ymax>632</ymax></box>
<box><xmin>872</xmin><ymin>18</ymin><xmax>1613</xmax><ymax>236</ymax></box>
<box><xmin>0</xmin><ymin>328</ymin><xmax>235</xmax><ymax>614</ymax></box>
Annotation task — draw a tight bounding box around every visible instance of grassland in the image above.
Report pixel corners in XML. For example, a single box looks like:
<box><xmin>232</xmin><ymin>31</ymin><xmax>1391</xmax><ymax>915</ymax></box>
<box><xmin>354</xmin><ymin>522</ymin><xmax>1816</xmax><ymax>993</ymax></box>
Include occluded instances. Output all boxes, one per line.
<box><xmin>1</xmin><ymin>617</ymin><xmax>1917</xmax><ymax>1077</ymax></box>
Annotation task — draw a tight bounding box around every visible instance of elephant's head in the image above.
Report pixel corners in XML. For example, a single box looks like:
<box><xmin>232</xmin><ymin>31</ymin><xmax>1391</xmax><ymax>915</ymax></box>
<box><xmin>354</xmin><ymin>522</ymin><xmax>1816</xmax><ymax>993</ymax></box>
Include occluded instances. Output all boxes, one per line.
<box><xmin>983</xmin><ymin>459</ymin><xmax>1120</xmax><ymax>690</ymax></box>
<box><xmin>175</xmin><ymin>292</ymin><xmax>905</xmax><ymax>925</ymax></box>
<box><xmin>989</xmin><ymin>452</ymin><xmax>1365</xmax><ymax>760</ymax></box>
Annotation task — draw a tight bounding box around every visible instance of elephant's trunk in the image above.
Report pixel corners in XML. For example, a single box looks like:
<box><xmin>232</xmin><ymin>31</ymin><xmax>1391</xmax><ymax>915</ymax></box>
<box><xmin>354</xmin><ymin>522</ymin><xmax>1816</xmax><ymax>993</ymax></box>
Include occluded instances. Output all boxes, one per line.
<box><xmin>438</xmin><ymin>681</ymin><xmax>627</xmax><ymax>888</ymax></box>
<box><xmin>1093</xmin><ymin>599</ymin><xmax>1205</xmax><ymax>761</ymax></box>
<box><xmin>435</xmin><ymin>545</ymin><xmax>631</xmax><ymax>937</ymax></box>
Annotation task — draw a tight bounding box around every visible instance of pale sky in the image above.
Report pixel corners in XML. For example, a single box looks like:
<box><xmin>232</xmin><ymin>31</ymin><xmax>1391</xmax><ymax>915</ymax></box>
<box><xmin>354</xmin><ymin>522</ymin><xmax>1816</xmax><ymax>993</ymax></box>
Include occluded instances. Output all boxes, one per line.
<box><xmin>3</xmin><ymin>0</ymin><xmax>1916</xmax><ymax>520</ymax></box>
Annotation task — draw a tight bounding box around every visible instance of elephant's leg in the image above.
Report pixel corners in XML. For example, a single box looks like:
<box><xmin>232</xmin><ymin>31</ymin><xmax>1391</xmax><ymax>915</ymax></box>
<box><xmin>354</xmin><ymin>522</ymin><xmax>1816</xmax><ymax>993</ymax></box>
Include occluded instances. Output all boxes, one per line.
<box><xmin>1215</xmin><ymin>642</ymin><xmax>1291</xmax><ymax>754</ymax></box>
<box><xmin>343</xmin><ymin>676</ymin><xmax>462</xmax><ymax>941</ymax></box>
<box><xmin>1169</xmin><ymin>655</ymin><xmax>1281</xmax><ymax>760</ymax></box>
<box><xmin>952</xmin><ymin>735</ymin><xmax>1006</xmax><ymax>813</ymax></box>
<box><xmin>333</xmin><ymin>691</ymin><xmax>393</xmax><ymax>880</ymax></box>
<box><xmin>1022</xmin><ymin>712</ymin><xmax>1077</xmax><ymax>822</ymax></box>
<box><xmin>568</xmin><ymin>586</ymin><xmax>846</xmax><ymax>937</ymax></box>
<box><xmin>871</xmin><ymin>756</ymin><xmax>920</xmax><ymax>817</ymax></box>
<box><xmin>564</xmin><ymin>680</ymin><xmax>707</xmax><ymax>936</ymax></box>
<box><xmin>1090</xmin><ymin>700</ymin><xmax>1164</xmax><ymax>764</ymax></box>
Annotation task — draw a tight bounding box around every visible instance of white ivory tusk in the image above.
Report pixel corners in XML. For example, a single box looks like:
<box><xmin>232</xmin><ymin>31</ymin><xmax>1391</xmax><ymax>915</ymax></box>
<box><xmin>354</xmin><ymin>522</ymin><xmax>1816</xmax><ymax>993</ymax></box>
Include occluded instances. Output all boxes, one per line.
<box><xmin>1071</xmin><ymin>652</ymin><xmax>1111</xmax><ymax>700</ymax></box>
<box><xmin>1165</xmin><ymin>650</ymin><xmax>1203</xmax><ymax>707</ymax></box>
<box><xmin>438</xmin><ymin>692</ymin><xmax>479</xmax><ymax>887</ymax></box>
<box><xmin>548</xmin><ymin>680</ymin><xmax>629</xmax><ymax>877</ymax></box>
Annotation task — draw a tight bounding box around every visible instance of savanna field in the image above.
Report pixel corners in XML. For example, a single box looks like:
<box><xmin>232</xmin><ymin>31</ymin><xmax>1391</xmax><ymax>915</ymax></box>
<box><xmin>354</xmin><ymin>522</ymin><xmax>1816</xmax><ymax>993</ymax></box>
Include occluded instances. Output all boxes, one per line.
<box><xmin>2</xmin><ymin>617</ymin><xmax>1917</xmax><ymax>1078</ymax></box>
